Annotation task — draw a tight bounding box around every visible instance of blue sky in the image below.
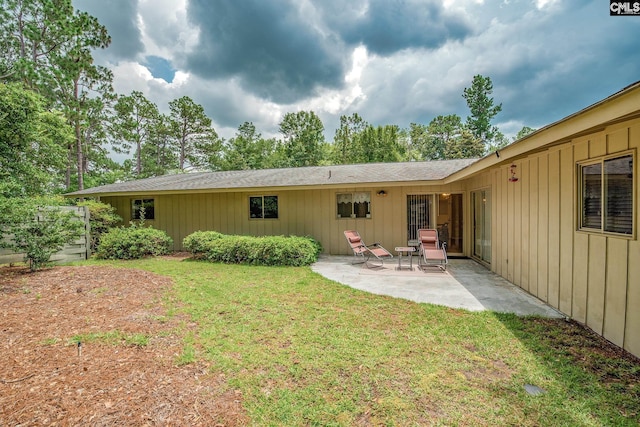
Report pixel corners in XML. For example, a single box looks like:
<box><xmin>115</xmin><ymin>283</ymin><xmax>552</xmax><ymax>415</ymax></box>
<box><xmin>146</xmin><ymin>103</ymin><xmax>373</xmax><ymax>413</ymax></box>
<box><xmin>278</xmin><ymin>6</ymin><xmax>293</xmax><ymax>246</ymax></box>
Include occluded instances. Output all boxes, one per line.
<box><xmin>73</xmin><ymin>0</ymin><xmax>640</xmax><ymax>142</ymax></box>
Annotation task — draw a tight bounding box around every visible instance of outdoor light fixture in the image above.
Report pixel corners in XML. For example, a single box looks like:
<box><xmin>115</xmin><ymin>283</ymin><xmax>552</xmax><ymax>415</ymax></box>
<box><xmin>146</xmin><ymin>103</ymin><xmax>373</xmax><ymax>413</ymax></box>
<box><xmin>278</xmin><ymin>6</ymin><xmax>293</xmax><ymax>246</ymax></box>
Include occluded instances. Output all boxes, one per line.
<box><xmin>377</xmin><ymin>190</ymin><xmax>387</xmax><ymax>197</ymax></box>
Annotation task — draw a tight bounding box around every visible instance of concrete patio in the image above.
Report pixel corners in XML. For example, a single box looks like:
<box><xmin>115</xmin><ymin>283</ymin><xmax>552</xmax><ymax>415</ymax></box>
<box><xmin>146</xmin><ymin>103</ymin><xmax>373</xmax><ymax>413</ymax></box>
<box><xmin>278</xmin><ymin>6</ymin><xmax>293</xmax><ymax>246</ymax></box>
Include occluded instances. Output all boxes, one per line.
<box><xmin>311</xmin><ymin>255</ymin><xmax>563</xmax><ymax>317</ymax></box>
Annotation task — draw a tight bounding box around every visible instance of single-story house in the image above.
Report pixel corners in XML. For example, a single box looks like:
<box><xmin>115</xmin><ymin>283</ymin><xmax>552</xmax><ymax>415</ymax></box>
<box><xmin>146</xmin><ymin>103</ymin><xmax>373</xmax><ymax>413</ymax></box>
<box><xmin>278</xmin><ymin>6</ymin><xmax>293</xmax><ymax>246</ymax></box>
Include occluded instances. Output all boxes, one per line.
<box><xmin>69</xmin><ymin>81</ymin><xmax>640</xmax><ymax>359</ymax></box>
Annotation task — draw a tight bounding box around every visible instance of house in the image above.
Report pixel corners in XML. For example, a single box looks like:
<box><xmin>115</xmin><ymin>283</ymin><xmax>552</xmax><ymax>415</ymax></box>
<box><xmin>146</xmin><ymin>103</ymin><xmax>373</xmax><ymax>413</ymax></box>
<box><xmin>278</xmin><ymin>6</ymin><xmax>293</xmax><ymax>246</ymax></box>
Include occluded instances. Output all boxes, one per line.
<box><xmin>69</xmin><ymin>81</ymin><xmax>640</xmax><ymax>359</ymax></box>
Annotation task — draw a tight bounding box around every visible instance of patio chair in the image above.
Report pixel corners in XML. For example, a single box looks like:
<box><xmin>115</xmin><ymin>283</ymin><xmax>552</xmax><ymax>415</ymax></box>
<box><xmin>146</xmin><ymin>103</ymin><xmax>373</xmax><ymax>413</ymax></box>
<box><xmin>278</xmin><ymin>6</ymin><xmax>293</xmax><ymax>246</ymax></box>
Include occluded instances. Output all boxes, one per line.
<box><xmin>343</xmin><ymin>230</ymin><xmax>393</xmax><ymax>267</ymax></box>
<box><xmin>417</xmin><ymin>228</ymin><xmax>448</xmax><ymax>271</ymax></box>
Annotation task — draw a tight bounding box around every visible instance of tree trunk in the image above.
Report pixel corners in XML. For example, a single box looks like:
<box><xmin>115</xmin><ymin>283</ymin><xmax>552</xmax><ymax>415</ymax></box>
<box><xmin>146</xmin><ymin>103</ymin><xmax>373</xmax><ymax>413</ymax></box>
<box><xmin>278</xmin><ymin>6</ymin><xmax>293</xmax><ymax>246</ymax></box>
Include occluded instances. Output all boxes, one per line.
<box><xmin>66</xmin><ymin>144</ymin><xmax>72</xmax><ymax>190</ymax></box>
<box><xmin>74</xmin><ymin>79</ymin><xmax>84</xmax><ymax>191</ymax></box>
<box><xmin>136</xmin><ymin>140</ymin><xmax>142</xmax><ymax>176</ymax></box>
<box><xmin>180</xmin><ymin>136</ymin><xmax>186</xmax><ymax>170</ymax></box>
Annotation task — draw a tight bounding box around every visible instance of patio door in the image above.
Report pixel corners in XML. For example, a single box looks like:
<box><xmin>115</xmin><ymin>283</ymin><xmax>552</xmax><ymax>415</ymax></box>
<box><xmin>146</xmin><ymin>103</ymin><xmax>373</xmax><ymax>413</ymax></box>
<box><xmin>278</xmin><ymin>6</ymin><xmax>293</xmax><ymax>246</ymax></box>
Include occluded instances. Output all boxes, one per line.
<box><xmin>437</xmin><ymin>193</ymin><xmax>463</xmax><ymax>254</ymax></box>
<box><xmin>407</xmin><ymin>194</ymin><xmax>433</xmax><ymax>243</ymax></box>
<box><xmin>472</xmin><ymin>190</ymin><xmax>491</xmax><ymax>263</ymax></box>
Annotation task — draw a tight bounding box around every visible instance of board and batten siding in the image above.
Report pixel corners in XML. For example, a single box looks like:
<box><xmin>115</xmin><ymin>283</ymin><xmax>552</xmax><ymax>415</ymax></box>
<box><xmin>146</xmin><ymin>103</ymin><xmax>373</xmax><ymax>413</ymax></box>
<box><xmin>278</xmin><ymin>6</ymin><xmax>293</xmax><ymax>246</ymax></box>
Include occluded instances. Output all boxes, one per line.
<box><xmin>471</xmin><ymin>118</ymin><xmax>640</xmax><ymax>358</ymax></box>
<box><xmin>101</xmin><ymin>182</ymin><xmax>465</xmax><ymax>257</ymax></box>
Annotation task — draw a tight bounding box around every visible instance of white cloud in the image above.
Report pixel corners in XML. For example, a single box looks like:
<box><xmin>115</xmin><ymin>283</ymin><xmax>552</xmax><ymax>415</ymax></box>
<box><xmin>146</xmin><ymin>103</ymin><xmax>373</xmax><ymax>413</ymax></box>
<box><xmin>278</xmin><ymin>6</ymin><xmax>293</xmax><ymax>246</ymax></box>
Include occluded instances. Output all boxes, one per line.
<box><xmin>137</xmin><ymin>0</ymin><xmax>199</xmax><ymax>62</ymax></box>
<box><xmin>110</xmin><ymin>62</ymin><xmax>190</xmax><ymax>96</ymax></box>
<box><xmin>77</xmin><ymin>0</ymin><xmax>640</xmax><ymax>148</ymax></box>
<box><xmin>535</xmin><ymin>0</ymin><xmax>559</xmax><ymax>10</ymax></box>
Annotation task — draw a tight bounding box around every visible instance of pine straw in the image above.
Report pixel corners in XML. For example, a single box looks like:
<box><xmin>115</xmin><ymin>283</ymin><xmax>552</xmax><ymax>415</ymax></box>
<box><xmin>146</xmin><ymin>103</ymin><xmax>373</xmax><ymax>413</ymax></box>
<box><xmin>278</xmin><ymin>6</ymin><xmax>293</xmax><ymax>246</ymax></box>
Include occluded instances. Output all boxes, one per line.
<box><xmin>0</xmin><ymin>265</ymin><xmax>248</xmax><ymax>426</ymax></box>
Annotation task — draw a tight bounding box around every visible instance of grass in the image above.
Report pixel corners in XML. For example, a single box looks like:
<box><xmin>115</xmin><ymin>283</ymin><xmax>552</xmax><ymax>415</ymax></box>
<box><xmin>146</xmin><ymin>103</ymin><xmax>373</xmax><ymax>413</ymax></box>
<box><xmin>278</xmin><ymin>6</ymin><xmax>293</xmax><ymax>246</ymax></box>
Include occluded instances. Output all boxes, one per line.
<box><xmin>70</xmin><ymin>330</ymin><xmax>150</xmax><ymax>347</ymax></box>
<box><xmin>79</xmin><ymin>258</ymin><xmax>639</xmax><ymax>426</ymax></box>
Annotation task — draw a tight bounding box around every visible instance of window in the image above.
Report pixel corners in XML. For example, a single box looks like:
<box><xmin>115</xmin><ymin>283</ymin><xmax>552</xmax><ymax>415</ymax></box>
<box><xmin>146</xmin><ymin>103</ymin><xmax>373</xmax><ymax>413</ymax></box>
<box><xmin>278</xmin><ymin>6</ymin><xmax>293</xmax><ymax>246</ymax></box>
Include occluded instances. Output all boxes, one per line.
<box><xmin>579</xmin><ymin>153</ymin><xmax>633</xmax><ymax>235</ymax></box>
<box><xmin>337</xmin><ymin>192</ymin><xmax>371</xmax><ymax>218</ymax></box>
<box><xmin>250</xmin><ymin>195</ymin><xmax>278</xmax><ymax>219</ymax></box>
<box><xmin>132</xmin><ymin>198</ymin><xmax>155</xmax><ymax>220</ymax></box>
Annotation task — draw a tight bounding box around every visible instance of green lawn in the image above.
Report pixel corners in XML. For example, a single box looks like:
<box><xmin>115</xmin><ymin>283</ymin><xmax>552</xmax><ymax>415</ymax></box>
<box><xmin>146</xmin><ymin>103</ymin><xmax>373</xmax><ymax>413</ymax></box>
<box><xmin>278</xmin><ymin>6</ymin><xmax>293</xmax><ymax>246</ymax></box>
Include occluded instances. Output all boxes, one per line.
<box><xmin>85</xmin><ymin>258</ymin><xmax>640</xmax><ymax>426</ymax></box>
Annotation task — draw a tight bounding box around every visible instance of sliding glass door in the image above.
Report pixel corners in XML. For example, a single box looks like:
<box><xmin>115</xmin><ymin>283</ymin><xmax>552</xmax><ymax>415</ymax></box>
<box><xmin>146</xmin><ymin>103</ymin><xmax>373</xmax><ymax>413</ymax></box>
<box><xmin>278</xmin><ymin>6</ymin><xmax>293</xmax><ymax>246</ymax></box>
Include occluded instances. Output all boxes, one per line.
<box><xmin>407</xmin><ymin>194</ymin><xmax>463</xmax><ymax>254</ymax></box>
<box><xmin>436</xmin><ymin>193</ymin><xmax>463</xmax><ymax>254</ymax></box>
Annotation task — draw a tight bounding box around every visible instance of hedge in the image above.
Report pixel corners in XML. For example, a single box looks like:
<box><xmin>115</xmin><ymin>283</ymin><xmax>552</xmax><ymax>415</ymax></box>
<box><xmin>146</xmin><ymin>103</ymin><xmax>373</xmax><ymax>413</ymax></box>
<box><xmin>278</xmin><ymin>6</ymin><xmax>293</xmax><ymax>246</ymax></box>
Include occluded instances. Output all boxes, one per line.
<box><xmin>182</xmin><ymin>231</ymin><xmax>321</xmax><ymax>266</ymax></box>
<box><xmin>95</xmin><ymin>225</ymin><xmax>173</xmax><ymax>260</ymax></box>
<box><xmin>183</xmin><ymin>230</ymin><xmax>224</xmax><ymax>257</ymax></box>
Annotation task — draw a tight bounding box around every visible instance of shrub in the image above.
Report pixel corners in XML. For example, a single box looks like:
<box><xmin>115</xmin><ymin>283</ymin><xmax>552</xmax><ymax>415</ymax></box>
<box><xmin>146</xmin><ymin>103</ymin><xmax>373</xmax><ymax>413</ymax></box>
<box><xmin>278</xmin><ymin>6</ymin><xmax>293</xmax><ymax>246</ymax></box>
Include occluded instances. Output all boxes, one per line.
<box><xmin>77</xmin><ymin>200</ymin><xmax>122</xmax><ymax>252</ymax></box>
<box><xmin>183</xmin><ymin>231</ymin><xmax>321</xmax><ymax>266</ymax></box>
<box><xmin>182</xmin><ymin>230</ymin><xmax>224</xmax><ymax>257</ymax></box>
<box><xmin>202</xmin><ymin>234</ymin><xmax>320</xmax><ymax>266</ymax></box>
<box><xmin>0</xmin><ymin>197</ymin><xmax>85</xmax><ymax>271</ymax></box>
<box><xmin>95</xmin><ymin>223</ymin><xmax>173</xmax><ymax>260</ymax></box>
<box><xmin>304</xmin><ymin>235</ymin><xmax>323</xmax><ymax>257</ymax></box>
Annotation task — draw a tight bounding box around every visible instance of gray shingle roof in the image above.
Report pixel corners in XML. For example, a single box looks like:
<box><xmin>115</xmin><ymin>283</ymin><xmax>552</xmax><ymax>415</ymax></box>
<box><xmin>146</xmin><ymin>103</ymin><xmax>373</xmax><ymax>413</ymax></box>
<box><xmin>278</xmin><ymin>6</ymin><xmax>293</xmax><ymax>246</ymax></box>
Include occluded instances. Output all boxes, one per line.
<box><xmin>66</xmin><ymin>159</ymin><xmax>478</xmax><ymax>196</ymax></box>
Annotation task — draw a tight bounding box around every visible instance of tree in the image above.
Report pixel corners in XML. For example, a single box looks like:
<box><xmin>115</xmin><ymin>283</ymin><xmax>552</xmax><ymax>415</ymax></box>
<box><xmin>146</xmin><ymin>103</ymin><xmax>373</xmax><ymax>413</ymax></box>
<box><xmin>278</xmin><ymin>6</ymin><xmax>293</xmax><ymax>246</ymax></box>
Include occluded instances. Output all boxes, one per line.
<box><xmin>139</xmin><ymin>114</ymin><xmax>179</xmax><ymax>176</ymax></box>
<box><xmin>0</xmin><ymin>0</ymin><xmax>114</xmax><ymax>191</ymax></box>
<box><xmin>333</xmin><ymin>113</ymin><xmax>367</xmax><ymax>164</ymax></box>
<box><xmin>443</xmin><ymin>127</ymin><xmax>485</xmax><ymax>159</ymax></box>
<box><xmin>0</xmin><ymin>82</ymin><xmax>69</xmax><ymax>197</ymax></box>
<box><xmin>169</xmin><ymin>96</ymin><xmax>221</xmax><ymax>171</ymax></box>
<box><xmin>358</xmin><ymin>124</ymin><xmax>405</xmax><ymax>163</ymax></box>
<box><xmin>462</xmin><ymin>74</ymin><xmax>502</xmax><ymax>151</ymax></box>
<box><xmin>411</xmin><ymin>115</ymin><xmax>466</xmax><ymax>161</ymax></box>
<box><xmin>487</xmin><ymin>130</ymin><xmax>510</xmax><ymax>153</ymax></box>
<box><xmin>56</xmin><ymin>45</ymin><xmax>113</xmax><ymax>192</ymax></box>
<box><xmin>217</xmin><ymin>122</ymin><xmax>278</xmax><ymax>171</ymax></box>
<box><xmin>279</xmin><ymin>111</ymin><xmax>325</xmax><ymax>167</ymax></box>
<box><xmin>112</xmin><ymin>91</ymin><xmax>160</xmax><ymax>176</ymax></box>
<box><xmin>514</xmin><ymin>126</ymin><xmax>536</xmax><ymax>141</ymax></box>
<box><xmin>0</xmin><ymin>196</ymin><xmax>84</xmax><ymax>271</ymax></box>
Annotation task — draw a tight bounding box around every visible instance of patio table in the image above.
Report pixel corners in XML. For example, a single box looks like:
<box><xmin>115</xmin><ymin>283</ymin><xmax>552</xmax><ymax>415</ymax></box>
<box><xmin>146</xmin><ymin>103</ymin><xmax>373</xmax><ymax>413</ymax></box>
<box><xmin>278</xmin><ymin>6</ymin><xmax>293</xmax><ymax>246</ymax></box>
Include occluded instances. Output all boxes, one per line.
<box><xmin>394</xmin><ymin>246</ymin><xmax>415</xmax><ymax>270</ymax></box>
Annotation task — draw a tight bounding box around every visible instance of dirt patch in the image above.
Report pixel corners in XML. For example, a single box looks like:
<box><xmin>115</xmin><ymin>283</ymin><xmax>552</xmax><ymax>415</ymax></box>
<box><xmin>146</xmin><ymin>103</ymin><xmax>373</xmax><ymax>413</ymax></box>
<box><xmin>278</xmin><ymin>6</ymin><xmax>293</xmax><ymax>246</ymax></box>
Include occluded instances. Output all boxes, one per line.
<box><xmin>0</xmin><ymin>265</ymin><xmax>248</xmax><ymax>426</ymax></box>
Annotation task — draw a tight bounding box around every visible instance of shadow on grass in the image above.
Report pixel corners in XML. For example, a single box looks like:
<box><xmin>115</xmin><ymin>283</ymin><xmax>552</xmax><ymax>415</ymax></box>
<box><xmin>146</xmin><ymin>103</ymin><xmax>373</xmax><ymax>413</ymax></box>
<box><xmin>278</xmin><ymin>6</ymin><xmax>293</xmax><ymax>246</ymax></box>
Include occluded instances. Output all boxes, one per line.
<box><xmin>494</xmin><ymin>312</ymin><xmax>640</xmax><ymax>425</ymax></box>
<box><xmin>445</xmin><ymin>259</ymin><xmax>640</xmax><ymax>425</ymax></box>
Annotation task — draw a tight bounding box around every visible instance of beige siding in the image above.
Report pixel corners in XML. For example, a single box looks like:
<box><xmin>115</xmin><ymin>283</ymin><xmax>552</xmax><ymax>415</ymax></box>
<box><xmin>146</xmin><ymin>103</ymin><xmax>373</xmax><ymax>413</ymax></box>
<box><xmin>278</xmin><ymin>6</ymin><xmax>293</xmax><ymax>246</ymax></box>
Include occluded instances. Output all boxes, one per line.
<box><xmin>627</xmin><ymin>238</ymin><xmax>640</xmax><ymax>356</ymax></box>
<box><xmin>476</xmin><ymin>117</ymin><xmax>640</xmax><ymax>358</ymax></box>
<box><xmin>513</xmin><ymin>160</ymin><xmax>522</xmax><ymax>288</ymax></box>
<box><xmin>538</xmin><ymin>155</ymin><xmax>549</xmax><ymax>303</ymax></box>
<box><xmin>559</xmin><ymin>145</ymin><xmax>574</xmax><ymax>315</ymax></box>
<box><xmin>626</xmin><ymin>122</ymin><xmax>640</xmax><ymax>356</ymax></box>
<box><xmin>520</xmin><ymin>161</ymin><xmax>530</xmax><ymax>292</ymax></box>
<box><xmin>604</xmin><ymin>238</ymin><xmax>628</xmax><ymax>347</ymax></box>
<box><xmin>103</xmin><ymin>184</ymin><xmax>465</xmax><ymax>256</ymax></box>
<box><xmin>587</xmin><ymin>235</ymin><xmax>606</xmax><ymax>335</ymax></box>
<box><xmin>572</xmin><ymin>233</ymin><xmax>589</xmax><ymax>323</ymax></box>
<box><xmin>547</xmin><ymin>149</ymin><xmax>560</xmax><ymax>308</ymax></box>
<box><xmin>528</xmin><ymin>158</ymin><xmax>539</xmax><ymax>297</ymax></box>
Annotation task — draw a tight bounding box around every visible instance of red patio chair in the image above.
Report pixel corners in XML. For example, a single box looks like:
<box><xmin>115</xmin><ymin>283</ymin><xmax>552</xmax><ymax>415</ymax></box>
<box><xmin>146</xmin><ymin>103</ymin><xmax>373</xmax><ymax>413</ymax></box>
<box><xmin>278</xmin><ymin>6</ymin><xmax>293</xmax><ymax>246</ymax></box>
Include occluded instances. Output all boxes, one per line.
<box><xmin>417</xmin><ymin>228</ymin><xmax>448</xmax><ymax>271</ymax></box>
<box><xmin>343</xmin><ymin>230</ymin><xmax>393</xmax><ymax>267</ymax></box>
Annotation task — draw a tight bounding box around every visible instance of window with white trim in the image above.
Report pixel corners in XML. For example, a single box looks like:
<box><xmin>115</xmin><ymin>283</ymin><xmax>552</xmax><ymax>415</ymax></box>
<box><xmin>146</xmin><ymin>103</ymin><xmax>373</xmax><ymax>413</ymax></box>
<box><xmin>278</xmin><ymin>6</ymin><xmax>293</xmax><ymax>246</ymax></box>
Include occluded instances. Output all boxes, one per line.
<box><xmin>337</xmin><ymin>192</ymin><xmax>371</xmax><ymax>218</ymax></box>
<box><xmin>579</xmin><ymin>153</ymin><xmax>633</xmax><ymax>235</ymax></box>
<box><xmin>250</xmin><ymin>195</ymin><xmax>278</xmax><ymax>219</ymax></box>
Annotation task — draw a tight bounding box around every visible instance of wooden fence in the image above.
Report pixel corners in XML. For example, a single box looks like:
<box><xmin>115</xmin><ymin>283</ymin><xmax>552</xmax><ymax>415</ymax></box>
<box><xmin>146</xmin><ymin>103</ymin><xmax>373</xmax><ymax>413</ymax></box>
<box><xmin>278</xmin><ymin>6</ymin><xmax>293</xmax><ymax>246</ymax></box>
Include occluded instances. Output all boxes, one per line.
<box><xmin>0</xmin><ymin>206</ymin><xmax>90</xmax><ymax>265</ymax></box>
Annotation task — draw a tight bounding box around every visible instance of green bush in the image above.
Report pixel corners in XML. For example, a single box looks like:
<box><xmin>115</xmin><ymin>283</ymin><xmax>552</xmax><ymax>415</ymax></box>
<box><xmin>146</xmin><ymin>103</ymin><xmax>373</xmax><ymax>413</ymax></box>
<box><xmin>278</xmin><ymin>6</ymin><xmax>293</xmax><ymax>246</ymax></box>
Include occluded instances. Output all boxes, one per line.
<box><xmin>0</xmin><ymin>197</ymin><xmax>85</xmax><ymax>271</ymax></box>
<box><xmin>95</xmin><ymin>224</ymin><xmax>173</xmax><ymax>260</ymax></box>
<box><xmin>182</xmin><ymin>230</ymin><xmax>224</xmax><ymax>257</ymax></box>
<box><xmin>203</xmin><ymin>234</ymin><xmax>320</xmax><ymax>266</ymax></box>
<box><xmin>77</xmin><ymin>200</ymin><xmax>122</xmax><ymax>252</ymax></box>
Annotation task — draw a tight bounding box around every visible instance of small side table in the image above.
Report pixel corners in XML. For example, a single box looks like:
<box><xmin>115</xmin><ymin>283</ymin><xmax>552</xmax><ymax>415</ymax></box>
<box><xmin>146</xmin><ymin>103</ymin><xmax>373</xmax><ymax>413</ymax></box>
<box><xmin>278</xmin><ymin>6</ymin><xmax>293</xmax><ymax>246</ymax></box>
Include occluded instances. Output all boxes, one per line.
<box><xmin>394</xmin><ymin>246</ymin><xmax>415</xmax><ymax>270</ymax></box>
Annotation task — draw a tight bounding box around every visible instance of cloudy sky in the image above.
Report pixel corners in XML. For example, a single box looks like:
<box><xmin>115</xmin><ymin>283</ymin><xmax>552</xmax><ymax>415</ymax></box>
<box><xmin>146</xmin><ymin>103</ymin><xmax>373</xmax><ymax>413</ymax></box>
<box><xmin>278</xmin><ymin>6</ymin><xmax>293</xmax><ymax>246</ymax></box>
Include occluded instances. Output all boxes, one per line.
<box><xmin>73</xmin><ymin>0</ymin><xmax>639</xmax><ymax>142</ymax></box>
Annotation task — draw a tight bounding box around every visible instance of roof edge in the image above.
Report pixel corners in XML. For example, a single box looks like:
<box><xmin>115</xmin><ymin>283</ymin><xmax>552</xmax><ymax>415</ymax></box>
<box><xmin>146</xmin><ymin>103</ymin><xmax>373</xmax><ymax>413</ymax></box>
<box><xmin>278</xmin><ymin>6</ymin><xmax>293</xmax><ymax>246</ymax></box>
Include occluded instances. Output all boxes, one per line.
<box><xmin>446</xmin><ymin>80</ymin><xmax>640</xmax><ymax>183</ymax></box>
